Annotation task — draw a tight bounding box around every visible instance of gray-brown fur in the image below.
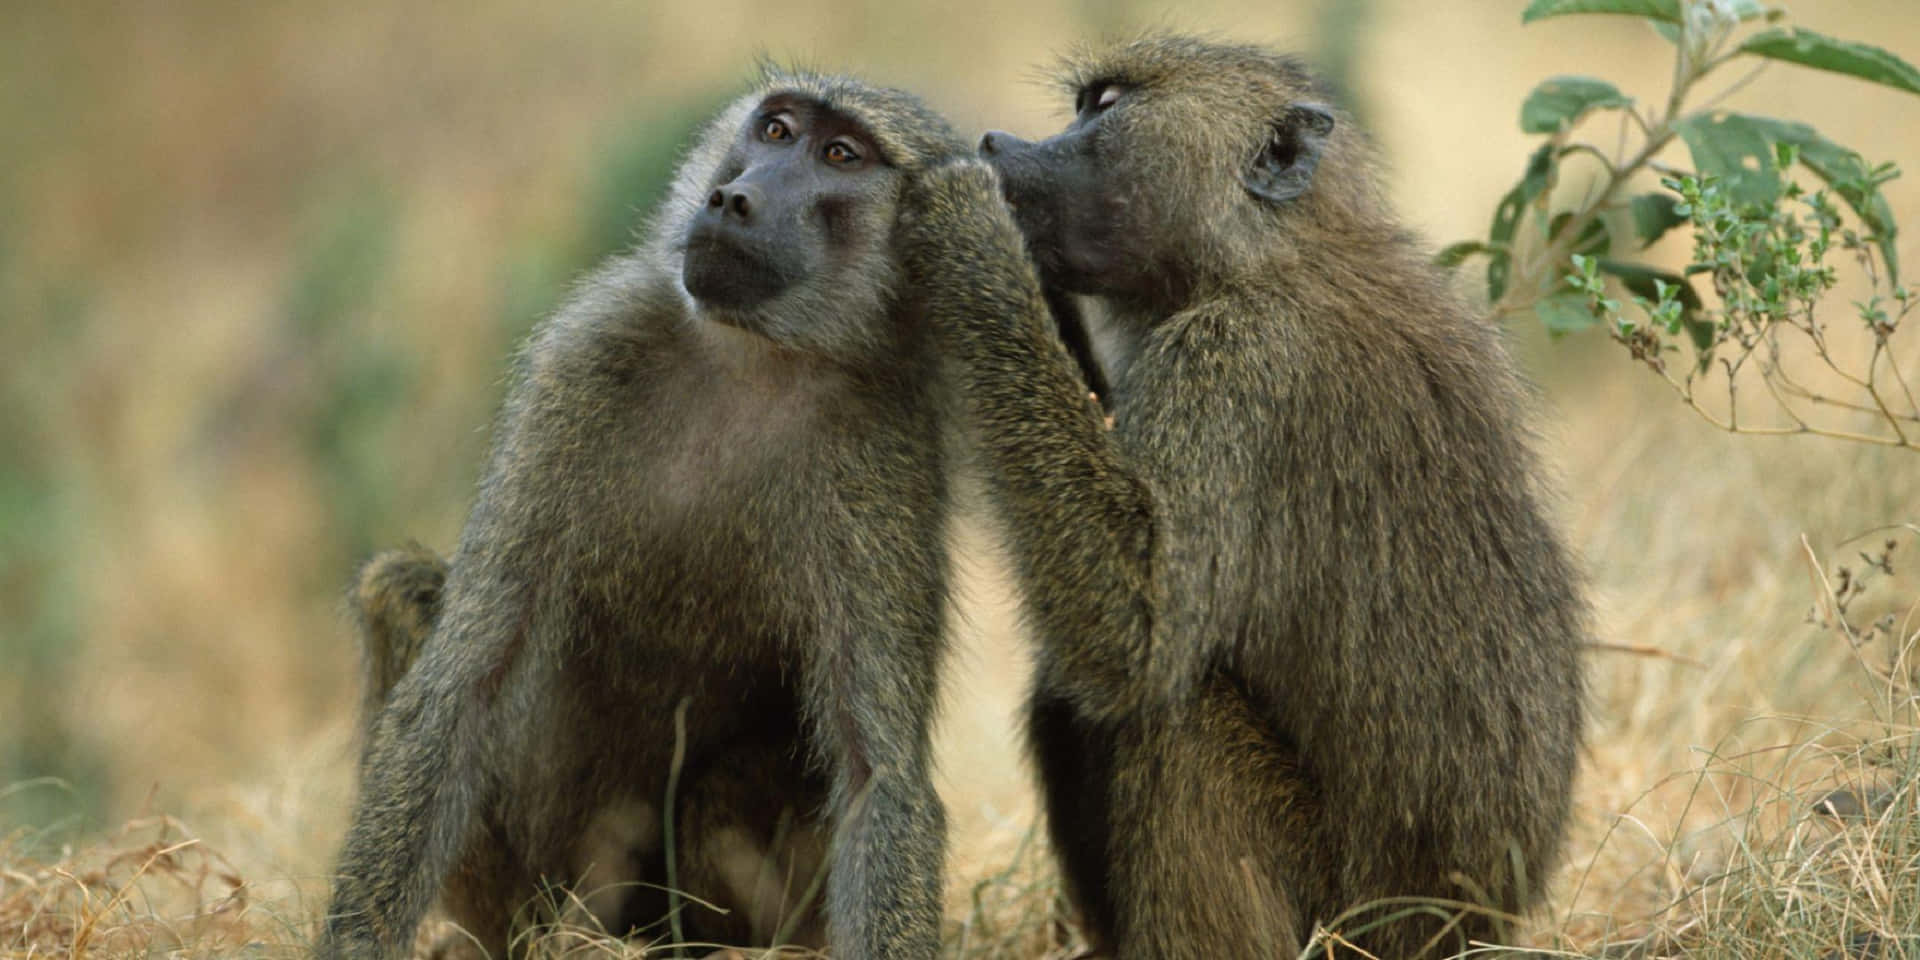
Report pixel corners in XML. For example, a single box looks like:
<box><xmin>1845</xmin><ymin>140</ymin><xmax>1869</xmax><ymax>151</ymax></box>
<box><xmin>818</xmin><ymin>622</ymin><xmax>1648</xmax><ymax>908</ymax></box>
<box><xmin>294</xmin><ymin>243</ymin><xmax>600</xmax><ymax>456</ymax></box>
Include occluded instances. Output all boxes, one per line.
<box><xmin>347</xmin><ymin>545</ymin><xmax>830</xmax><ymax>950</ymax></box>
<box><xmin>315</xmin><ymin>69</ymin><xmax>967</xmax><ymax>960</ymax></box>
<box><xmin>903</xmin><ymin>34</ymin><xmax>1588</xmax><ymax>958</ymax></box>
<box><xmin>349</xmin><ymin>545</ymin><xmax>447</xmax><ymax>738</ymax></box>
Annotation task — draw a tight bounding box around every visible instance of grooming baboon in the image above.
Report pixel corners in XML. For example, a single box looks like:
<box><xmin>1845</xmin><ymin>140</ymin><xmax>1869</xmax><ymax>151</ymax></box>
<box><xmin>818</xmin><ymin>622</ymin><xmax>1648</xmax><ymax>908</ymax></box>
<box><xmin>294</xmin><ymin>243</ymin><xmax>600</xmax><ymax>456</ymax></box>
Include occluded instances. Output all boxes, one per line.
<box><xmin>315</xmin><ymin>71</ymin><xmax>966</xmax><ymax>960</ymax></box>
<box><xmin>346</xmin><ymin>546</ymin><xmax>830</xmax><ymax>950</ymax></box>
<box><xmin>903</xmin><ymin>35</ymin><xmax>1588</xmax><ymax>957</ymax></box>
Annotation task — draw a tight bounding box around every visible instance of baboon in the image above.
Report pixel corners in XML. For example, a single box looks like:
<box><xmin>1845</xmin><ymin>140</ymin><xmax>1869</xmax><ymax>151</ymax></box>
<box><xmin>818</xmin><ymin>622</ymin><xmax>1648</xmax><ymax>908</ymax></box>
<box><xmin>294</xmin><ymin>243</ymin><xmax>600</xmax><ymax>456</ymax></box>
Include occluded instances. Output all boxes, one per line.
<box><xmin>315</xmin><ymin>71</ymin><xmax>966</xmax><ymax>960</ymax></box>
<box><xmin>902</xmin><ymin>35</ymin><xmax>1588</xmax><ymax>957</ymax></box>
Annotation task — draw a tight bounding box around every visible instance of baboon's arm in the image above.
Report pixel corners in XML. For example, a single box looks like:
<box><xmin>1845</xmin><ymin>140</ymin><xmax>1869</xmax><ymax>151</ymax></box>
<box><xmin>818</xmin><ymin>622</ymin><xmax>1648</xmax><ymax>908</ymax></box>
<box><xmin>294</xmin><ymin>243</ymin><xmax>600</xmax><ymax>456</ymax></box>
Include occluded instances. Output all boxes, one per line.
<box><xmin>317</xmin><ymin>415</ymin><xmax>556</xmax><ymax>959</ymax></box>
<box><xmin>903</xmin><ymin>161</ymin><xmax>1179</xmax><ymax>715</ymax></box>
<box><xmin>1111</xmin><ymin>304</ymin><xmax>1274</xmax><ymax>706</ymax></box>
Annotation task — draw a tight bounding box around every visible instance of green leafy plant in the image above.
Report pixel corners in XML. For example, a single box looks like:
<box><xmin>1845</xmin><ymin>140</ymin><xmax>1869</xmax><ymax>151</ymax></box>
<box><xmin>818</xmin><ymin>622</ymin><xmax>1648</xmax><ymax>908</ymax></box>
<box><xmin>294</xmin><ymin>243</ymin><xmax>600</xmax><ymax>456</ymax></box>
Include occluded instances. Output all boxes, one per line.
<box><xmin>1447</xmin><ymin>0</ymin><xmax>1919</xmax><ymax>449</ymax></box>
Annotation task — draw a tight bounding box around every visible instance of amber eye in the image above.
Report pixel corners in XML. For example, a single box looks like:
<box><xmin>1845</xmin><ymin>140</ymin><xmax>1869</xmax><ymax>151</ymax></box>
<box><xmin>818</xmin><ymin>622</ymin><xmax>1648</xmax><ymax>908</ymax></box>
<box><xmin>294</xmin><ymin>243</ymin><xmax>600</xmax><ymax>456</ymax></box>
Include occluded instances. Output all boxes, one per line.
<box><xmin>763</xmin><ymin>117</ymin><xmax>792</xmax><ymax>141</ymax></box>
<box><xmin>824</xmin><ymin>141</ymin><xmax>860</xmax><ymax>165</ymax></box>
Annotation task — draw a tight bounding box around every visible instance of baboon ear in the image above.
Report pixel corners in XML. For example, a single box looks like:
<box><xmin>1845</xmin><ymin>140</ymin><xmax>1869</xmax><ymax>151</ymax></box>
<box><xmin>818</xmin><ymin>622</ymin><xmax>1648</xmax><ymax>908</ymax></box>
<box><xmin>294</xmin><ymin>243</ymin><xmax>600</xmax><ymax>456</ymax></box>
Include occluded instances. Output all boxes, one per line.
<box><xmin>1241</xmin><ymin>102</ymin><xmax>1336</xmax><ymax>205</ymax></box>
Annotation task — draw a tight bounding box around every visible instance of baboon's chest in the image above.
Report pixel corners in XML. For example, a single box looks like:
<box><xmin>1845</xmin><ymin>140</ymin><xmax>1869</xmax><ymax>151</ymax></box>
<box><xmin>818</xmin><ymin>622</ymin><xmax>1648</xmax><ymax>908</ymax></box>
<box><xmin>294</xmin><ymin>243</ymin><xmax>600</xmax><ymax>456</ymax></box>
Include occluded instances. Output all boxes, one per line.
<box><xmin>563</xmin><ymin>395</ymin><xmax>865</xmax><ymax>631</ymax></box>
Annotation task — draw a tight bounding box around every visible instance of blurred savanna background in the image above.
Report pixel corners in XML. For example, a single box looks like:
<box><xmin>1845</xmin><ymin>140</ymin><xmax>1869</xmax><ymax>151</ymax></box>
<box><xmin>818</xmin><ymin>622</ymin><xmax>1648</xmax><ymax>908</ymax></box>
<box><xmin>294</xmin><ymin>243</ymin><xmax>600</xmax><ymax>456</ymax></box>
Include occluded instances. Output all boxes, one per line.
<box><xmin>2</xmin><ymin>0</ymin><xmax>1917</xmax><ymax>956</ymax></box>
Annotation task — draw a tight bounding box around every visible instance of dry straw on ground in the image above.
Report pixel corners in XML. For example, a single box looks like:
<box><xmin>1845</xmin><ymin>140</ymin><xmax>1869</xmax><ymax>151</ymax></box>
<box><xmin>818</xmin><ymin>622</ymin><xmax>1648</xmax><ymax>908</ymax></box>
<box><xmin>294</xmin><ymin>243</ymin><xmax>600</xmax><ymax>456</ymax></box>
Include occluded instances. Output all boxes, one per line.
<box><xmin>2</xmin><ymin>540</ymin><xmax>1914</xmax><ymax>958</ymax></box>
<box><xmin>0</xmin><ymin>813</ymin><xmax>255</xmax><ymax>958</ymax></box>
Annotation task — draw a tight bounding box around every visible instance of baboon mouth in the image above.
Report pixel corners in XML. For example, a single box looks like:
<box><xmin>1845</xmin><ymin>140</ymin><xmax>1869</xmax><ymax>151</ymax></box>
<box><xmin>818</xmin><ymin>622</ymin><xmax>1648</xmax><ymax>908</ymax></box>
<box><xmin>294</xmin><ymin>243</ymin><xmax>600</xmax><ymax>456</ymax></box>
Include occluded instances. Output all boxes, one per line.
<box><xmin>682</xmin><ymin>235</ymin><xmax>791</xmax><ymax>310</ymax></box>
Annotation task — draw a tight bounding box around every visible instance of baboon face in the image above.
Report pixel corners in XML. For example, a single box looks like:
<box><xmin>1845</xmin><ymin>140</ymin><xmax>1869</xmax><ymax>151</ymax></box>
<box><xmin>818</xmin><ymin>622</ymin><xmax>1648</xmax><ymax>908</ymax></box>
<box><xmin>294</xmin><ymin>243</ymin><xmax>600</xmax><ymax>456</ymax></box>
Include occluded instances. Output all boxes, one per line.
<box><xmin>682</xmin><ymin>92</ymin><xmax>908</xmax><ymax>353</ymax></box>
<box><xmin>976</xmin><ymin>84</ymin><xmax>1156</xmax><ymax>300</ymax></box>
<box><xmin>978</xmin><ymin>41</ymin><xmax>1337</xmax><ymax>304</ymax></box>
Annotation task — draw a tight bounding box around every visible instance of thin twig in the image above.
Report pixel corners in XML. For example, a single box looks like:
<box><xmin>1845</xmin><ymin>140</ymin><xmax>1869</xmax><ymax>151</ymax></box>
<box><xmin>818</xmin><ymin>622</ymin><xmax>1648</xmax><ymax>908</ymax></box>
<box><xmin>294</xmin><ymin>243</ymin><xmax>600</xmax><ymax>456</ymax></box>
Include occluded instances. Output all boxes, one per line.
<box><xmin>1691</xmin><ymin>58</ymin><xmax>1772</xmax><ymax>114</ymax></box>
<box><xmin>1586</xmin><ymin>641</ymin><xmax>1708</xmax><ymax>669</ymax></box>
<box><xmin>664</xmin><ymin>696</ymin><xmax>692</xmax><ymax>957</ymax></box>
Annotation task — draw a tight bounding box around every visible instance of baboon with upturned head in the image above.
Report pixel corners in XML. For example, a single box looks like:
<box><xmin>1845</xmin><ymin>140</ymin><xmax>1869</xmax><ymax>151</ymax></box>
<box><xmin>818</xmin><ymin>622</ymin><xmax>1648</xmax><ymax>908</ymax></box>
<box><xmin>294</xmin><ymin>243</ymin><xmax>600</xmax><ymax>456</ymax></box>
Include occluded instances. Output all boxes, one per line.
<box><xmin>903</xmin><ymin>35</ymin><xmax>1588</xmax><ymax>957</ymax></box>
<box><xmin>315</xmin><ymin>71</ymin><xmax>967</xmax><ymax>960</ymax></box>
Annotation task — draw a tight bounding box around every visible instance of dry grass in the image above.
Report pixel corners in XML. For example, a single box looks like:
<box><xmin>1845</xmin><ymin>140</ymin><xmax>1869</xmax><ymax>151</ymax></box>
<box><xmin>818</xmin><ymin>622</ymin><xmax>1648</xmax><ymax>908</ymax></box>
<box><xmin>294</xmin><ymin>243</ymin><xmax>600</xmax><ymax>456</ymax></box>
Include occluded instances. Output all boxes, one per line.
<box><xmin>0</xmin><ymin>813</ymin><xmax>264</xmax><ymax>957</ymax></box>
<box><xmin>3</xmin><ymin>1</ymin><xmax>1919</xmax><ymax>958</ymax></box>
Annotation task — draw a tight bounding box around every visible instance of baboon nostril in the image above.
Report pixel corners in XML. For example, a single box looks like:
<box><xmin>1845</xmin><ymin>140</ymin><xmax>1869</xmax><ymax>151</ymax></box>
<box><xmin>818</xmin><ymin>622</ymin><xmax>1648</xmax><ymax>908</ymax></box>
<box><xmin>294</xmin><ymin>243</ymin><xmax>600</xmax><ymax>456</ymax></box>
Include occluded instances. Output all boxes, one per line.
<box><xmin>729</xmin><ymin>193</ymin><xmax>751</xmax><ymax>217</ymax></box>
<box><xmin>979</xmin><ymin>132</ymin><xmax>999</xmax><ymax>155</ymax></box>
<box><xmin>707</xmin><ymin>189</ymin><xmax>724</xmax><ymax>209</ymax></box>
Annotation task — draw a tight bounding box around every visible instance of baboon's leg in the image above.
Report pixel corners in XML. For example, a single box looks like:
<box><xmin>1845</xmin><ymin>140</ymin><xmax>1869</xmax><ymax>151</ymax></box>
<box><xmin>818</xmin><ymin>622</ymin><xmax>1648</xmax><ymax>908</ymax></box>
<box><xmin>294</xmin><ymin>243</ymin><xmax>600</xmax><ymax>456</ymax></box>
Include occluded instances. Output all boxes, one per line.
<box><xmin>1026</xmin><ymin>689</ymin><xmax>1120</xmax><ymax>954</ymax></box>
<box><xmin>430</xmin><ymin>820</ymin><xmax>524</xmax><ymax>959</ymax></box>
<box><xmin>1108</xmin><ymin>684</ymin><xmax>1318</xmax><ymax>960</ymax></box>
<box><xmin>317</xmin><ymin>658</ymin><xmax>498</xmax><ymax>960</ymax></box>
<box><xmin>672</xmin><ymin>732</ymin><xmax>831</xmax><ymax>949</ymax></box>
<box><xmin>805</xmin><ymin>588</ymin><xmax>948</xmax><ymax>959</ymax></box>
<box><xmin>344</xmin><ymin>548</ymin><xmax>538</xmax><ymax>958</ymax></box>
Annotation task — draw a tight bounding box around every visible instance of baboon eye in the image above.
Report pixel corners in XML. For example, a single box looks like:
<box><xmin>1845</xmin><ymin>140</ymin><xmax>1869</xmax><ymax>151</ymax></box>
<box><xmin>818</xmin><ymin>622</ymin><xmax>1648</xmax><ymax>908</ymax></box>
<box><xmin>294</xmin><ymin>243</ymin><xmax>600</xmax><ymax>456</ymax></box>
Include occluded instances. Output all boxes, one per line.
<box><xmin>763</xmin><ymin>117</ymin><xmax>793</xmax><ymax>142</ymax></box>
<box><xmin>824</xmin><ymin>140</ymin><xmax>862</xmax><ymax>166</ymax></box>
<box><xmin>1078</xmin><ymin>84</ymin><xmax>1123</xmax><ymax>116</ymax></box>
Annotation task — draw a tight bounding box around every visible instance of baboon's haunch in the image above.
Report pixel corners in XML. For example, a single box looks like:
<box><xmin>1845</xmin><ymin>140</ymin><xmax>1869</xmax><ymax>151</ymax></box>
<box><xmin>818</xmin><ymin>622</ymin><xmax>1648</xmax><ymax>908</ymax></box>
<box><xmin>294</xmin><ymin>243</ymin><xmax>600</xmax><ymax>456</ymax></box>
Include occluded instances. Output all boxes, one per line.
<box><xmin>906</xmin><ymin>35</ymin><xmax>1588</xmax><ymax>957</ymax></box>
<box><xmin>348</xmin><ymin>544</ymin><xmax>443</xmax><ymax>741</ymax></box>
<box><xmin>316</xmin><ymin>72</ymin><xmax>965</xmax><ymax>960</ymax></box>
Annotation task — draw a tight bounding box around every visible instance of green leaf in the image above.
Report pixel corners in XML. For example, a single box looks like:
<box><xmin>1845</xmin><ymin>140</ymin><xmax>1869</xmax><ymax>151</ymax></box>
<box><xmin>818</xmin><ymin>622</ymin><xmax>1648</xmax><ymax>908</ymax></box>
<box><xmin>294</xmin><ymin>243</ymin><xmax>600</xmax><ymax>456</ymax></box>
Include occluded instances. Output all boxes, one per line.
<box><xmin>1521</xmin><ymin>0</ymin><xmax>1679</xmax><ymax>24</ymax></box>
<box><xmin>1628</xmin><ymin>192</ymin><xmax>1687</xmax><ymax>248</ymax></box>
<box><xmin>1520</xmin><ymin>76</ymin><xmax>1633</xmax><ymax>133</ymax></box>
<box><xmin>1738</xmin><ymin>28</ymin><xmax>1920</xmax><ymax>96</ymax></box>
<box><xmin>1434</xmin><ymin>241</ymin><xmax>1499</xmax><ymax>268</ymax></box>
<box><xmin>1770</xmin><ymin>126</ymin><xmax>1902</xmax><ymax>286</ymax></box>
<box><xmin>1598</xmin><ymin>259</ymin><xmax>1713</xmax><ymax>356</ymax></box>
<box><xmin>1487</xmin><ymin>143</ymin><xmax>1556</xmax><ymax>302</ymax></box>
<box><xmin>1549</xmin><ymin>212</ymin><xmax>1612</xmax><ymax>257</ymax></box>
<box><xmin>1677</xmin><ymin>111</ymin><xmax>1900</xmax><ymax>284</ymax></box>
<box><xmin>1597</xmin><ymin>260</ymin><xmax>1703</xmax><ymax>311</ymax></box>
<box><xmin>1674</xmin><ymin>111</ymin><xmax>1787</xmax><ymax>210</ymax></box>
<box><xmin>1535</xmin><ymin>289</ymin><xmax>1601</xmax><ymax>336</ymax></box>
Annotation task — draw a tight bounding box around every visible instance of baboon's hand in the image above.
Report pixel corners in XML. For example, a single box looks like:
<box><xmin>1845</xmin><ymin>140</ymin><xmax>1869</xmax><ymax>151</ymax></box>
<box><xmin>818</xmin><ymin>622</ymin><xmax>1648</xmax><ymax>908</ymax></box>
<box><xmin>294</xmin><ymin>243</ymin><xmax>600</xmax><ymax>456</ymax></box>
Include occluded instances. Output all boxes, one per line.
<box><xmin>901</xmin><ymin>156</ymin><xmax>1005</xmax><ymax>239</ymax></box>
<box><xmin>899</xmin><ymin>158</ymin><xmax>1040</xmax><ymax>328</ymax></box>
